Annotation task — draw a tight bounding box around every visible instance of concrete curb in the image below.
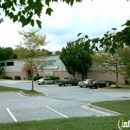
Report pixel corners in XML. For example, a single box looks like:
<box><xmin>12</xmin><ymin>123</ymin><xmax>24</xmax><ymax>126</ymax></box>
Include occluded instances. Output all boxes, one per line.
<box><xmin>81</xmin><ymin>103</ymin><xmax>121</xmax><ymax>116</ymax></box>
<box><xmin>19</xmin><ymin>91</ymin><xmax>46</xmax><ymax>96</ymax></box>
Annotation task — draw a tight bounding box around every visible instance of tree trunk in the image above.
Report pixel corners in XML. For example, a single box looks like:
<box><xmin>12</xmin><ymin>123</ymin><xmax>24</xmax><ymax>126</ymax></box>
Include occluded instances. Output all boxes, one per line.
<box><xmin>116</xmin><ymin>72</ymin><xmax>118</xmax><ymax>87</ymax></box>
<box><xmin>30</xmin><ymin>58</ymin><xmax>34</xmax><ymax>91</ymax></box>
<box><xmin>31</xmin><ymin>69</ymin><xmax>34</xmax><ymax>91</ymax></box>
<box><xmin>73</xmin><ymin>71</ymin><xmax>75</xmax><ymax>78</ymax></box>
<box><xmin>31</xmin><ymin>75</ymin><xmax>34</xmax><ymax>91</ymax></box>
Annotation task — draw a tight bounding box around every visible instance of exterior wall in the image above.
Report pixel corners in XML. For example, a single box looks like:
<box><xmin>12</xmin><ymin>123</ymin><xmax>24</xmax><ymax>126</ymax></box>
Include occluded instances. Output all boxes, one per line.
<box><xmin>88</xmin><ymin>71</ymin><xmax>125</xmax><ymax>84</ymax></box>
<box><xmin>0</xmin><ymin>55</ymin><xmax>125</xmax><ymax>84</ymax></box>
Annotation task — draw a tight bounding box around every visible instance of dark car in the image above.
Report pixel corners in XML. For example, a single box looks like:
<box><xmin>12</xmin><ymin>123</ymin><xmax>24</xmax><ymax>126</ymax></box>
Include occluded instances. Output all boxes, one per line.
<box><xmin>88</xmin><ymin>80</ymin><xmax>106</xmax><ymax>89</ymax></box>
<box><xmin>58</xmin><ymin>77</ymin><xmax>79</xmax><ymax>86</ymax></box>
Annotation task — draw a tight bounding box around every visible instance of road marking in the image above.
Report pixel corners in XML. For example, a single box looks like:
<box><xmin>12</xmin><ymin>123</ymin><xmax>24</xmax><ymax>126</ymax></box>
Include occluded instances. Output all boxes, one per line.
<box><xmin>6</xmin><ymin>108</ymin><xmax>18</xmax><ymax>122</ymax></box>
<box><xmin>46</xmin><ymin>106</ymin><xmax>68</xmax><ymax>118</ymax></box>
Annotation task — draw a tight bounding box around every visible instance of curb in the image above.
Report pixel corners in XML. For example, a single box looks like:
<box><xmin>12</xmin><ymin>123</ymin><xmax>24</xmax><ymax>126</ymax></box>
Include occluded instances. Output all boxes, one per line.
<box><xmin>19</xmin><ymin>91</ymin><xmax>46</xmax><ymax>96</ymax></box>
<box><xmin>81</xmin><ymin>103</ymin><xmax>121</xmax><ymax>116</ymax></box>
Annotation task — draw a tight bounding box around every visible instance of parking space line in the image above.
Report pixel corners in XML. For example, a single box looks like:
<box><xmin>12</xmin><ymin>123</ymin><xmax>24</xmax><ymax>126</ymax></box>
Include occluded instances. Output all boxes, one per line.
<box><xmin>46</xmin><ymin>106</ymin><xmax>68</xmax><ymax>118</ymax></box>
<box><xmin>6</xmin><ymin>108</ymin><xmax>18</xmax><ymax>122</ymax></box>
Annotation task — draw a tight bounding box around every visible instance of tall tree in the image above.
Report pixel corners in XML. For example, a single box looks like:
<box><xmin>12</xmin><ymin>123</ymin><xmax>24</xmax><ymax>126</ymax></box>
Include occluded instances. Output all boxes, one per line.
<box><xmin>60</xmin><ymin>35</ymin><xmax>92</xmax><ymax>79</ymax></box>
<box><xmin>14</xmin><ymin>29</ymin><xmax>47</xmax><ymax>91</ymax></box>
<box><xmin>60</xmin><ymin>42</ymin><xmax>77</xmax><ymax>77</ymax></box>
<box><xmin>73</xmin><ymin>35</ymin><xmax>92</xmax><ymax>79</ymax></box>
<box><xmin>92</xmin><ymin>51</ymin><xmax>123</xmax><ymax>87</ymax></box>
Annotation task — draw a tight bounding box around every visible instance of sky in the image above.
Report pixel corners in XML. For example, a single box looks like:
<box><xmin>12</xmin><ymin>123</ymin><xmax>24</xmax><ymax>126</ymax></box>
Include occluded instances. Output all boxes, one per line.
<box><xmin>0</xmin><ymin>0</ymin><xmax>130</xmax><ymax>52</ymax></box>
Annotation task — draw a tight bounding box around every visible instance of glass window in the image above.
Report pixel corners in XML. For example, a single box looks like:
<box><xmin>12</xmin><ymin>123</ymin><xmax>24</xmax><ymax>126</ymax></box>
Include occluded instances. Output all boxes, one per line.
<box><xmin>6</xmin><ymin>62</ymin><xmax>14</xmax><ymax>66</ymax></box>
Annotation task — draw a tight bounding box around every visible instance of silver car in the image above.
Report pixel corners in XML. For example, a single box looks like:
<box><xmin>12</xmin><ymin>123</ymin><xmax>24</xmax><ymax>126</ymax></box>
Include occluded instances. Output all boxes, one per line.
<box><xmin>78</xmin><ymin>79</ymin><xmax>94</xmax><ymax>88</ymax></box>
<box><xmin>36</xmin><ymin>78</ymin><xmax>55</xmax><ymax>85</ymax></box>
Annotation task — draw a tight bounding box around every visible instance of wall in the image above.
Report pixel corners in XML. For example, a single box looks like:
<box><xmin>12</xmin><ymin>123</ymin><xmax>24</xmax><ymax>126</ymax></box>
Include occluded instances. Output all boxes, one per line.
<box><xmin>88</xmin><ymin>71</ymin><xmax>125</xmax><ymax>84</ymax></box>
<box><xmin>0</xmin><ymin>55</ymin><xmax>125</xmax><ymax>84</ymax></box>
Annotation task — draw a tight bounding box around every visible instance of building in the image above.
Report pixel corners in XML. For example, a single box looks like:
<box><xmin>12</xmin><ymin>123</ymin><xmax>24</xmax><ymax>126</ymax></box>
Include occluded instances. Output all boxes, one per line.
<box><xmin>0</xmin><ymin>55</ymin><xmax>125</xmax><ymax>84</ymax></box>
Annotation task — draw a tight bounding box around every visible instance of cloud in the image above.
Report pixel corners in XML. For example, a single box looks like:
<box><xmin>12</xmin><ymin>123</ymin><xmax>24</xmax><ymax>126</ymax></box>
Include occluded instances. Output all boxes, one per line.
<box><xmin>0</xmin><ymin>0</ymin><xmax>130</xmax><ymax>51</ymax></box>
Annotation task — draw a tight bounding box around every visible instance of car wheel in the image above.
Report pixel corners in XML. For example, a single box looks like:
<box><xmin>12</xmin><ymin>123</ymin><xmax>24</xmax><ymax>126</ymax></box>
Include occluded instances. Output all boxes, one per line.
<box><xmin>59</xmin><ymin>84</ymin><xmax>62</xmax><ymax>86</ymax></box>
<box><xmin>52</xmin><ymin>81</ymin><xmax>55</xmax><ymax>84</ymax></box>
<box><xmin>97</xmin><ymin>85</ymin><xmax>99</xmax><ymax>89</ymax></box>
<box><xmin>80</xmin><ymin>86</ymin><xmax>83</xmax><ymax>88</ymax></box>
<box><xmin>42</xmin><ymin>82</ymin><xmax>45</xmax><ymax>85</ymax></box>
<box><xmin>64</xmin><ymin>83</ymin><xmax>68</xmax><ymax>86</ymax></box>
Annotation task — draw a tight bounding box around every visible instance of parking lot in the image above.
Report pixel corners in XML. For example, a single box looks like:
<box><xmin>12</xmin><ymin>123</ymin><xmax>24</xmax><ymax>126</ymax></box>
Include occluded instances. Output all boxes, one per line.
<box><xmin>0</xmin><ymin>80</ymin><xmax>130</xmax><ymax>123</ymax></box>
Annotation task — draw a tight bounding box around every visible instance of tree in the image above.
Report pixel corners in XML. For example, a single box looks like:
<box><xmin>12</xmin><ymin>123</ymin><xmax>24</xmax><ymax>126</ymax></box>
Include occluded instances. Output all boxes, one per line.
<box><xmin>72</xmin><ymin>34</ymin><xmax>92</xmax><ymax>79</ymax></box>
<box><xmin>60</xmin><ymin>42</ymin><xmax>77</xmax><ymax>77</ymax></box>
<box><xmin>60</xmin><ymin>35</ymin><xmax>92</xmax><ymax>79</ymax></box>
<box><xmin>1</xmin><ymin>0</ymin><xmax>130</xmax><ymax>53</ymax></box>
<box><xmin>92</xmin><ymin>51</ymin><xmax>123</xmax><ymax>87</ymax></box>
<box><xmin>54</xmin><ymin>50</ymin><xmax>61</xmax><ymax>55</ymax></box>
<box><xmin>14</xmin><ymin>29</ymin><xmax>47</xmax><ymax>91</ymax></box>
<box><xmin>99</xmin><ymin>21</ymin><xmax>130</xmax><ymax>54</ymax></box>
<box><xmin>0</xmin><ymin>47</ymin><xmax>17</xmax><ymax>61</ymax></box>
<box><xmin>0</xmin><ymin>0</ymin><xmax>82</xmax><ymax>27</ymax></box>
<box><xmin>118</xmin><ymin>47</ymin><xmax>130</xmax><ymax>80</ymax></box>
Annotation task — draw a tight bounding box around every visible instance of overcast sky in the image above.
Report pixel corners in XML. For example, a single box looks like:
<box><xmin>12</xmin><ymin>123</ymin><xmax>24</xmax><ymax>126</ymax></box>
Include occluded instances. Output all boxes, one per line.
<box><xmin>0</xmin><ymin>0</ymin><xmax>130</xmax><ymax>52</ymax></box>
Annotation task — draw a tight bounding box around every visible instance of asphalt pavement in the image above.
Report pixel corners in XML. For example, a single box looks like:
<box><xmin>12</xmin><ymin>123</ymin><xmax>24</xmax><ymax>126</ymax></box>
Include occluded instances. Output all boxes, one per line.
<box><xmin>0</xmin><ymin>80</ymin><xmax>130</xmax><ymax>123</ymax></box>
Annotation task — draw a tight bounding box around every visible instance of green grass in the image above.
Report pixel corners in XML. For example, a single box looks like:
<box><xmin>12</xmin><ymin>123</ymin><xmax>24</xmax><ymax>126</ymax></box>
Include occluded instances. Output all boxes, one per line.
<box><xmin>0</xmin><ymin>115</ymin><xmax>129</xmax><ymax>130</ymax></box>
<box><xmin>92</xmin><ymin>100</ymin><xmax>130</xmax><ymax>114</ymax></box>
<box><xmin>0</xmin><ymin>86</ymin><xmax>130</xmax><ymax>130</ymax></box>
<box><xmin>0</xmin><ymin>86</ymin><xmax>43</xmax><ymax>94</ymax></box>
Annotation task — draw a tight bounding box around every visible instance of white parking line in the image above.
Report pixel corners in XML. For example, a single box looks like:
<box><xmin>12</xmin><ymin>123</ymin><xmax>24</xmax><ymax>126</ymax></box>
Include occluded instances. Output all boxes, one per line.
<box><xmin>46</xmin><ymin>106</ymin><xmax>68</xmax><ymax>118</ymax></box>
<box><xmin>6</xmin><ymin>108</ymin><xmax>18</xmax><ymax>122</ymax></box>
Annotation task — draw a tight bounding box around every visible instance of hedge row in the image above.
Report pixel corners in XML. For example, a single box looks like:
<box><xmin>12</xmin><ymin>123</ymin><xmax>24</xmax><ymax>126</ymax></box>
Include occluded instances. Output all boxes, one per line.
<box><xmin>3</xmin><ymin>76</ymin><xmax>12</xmax><ymax>79</ymax></box>
<box><xmin>2</xmin><ymin>76</ymin><xmax>21</xmax><ymax>80</ymax></box>
<box><xmin>15</xmin><ymin>76</ymin><xmax>21</xmax><ymax>80</ymax></box>
<box><xmin>33</xmin><ymin>76</ymin><xmax>60</xmax><ymax>81</ymax></box>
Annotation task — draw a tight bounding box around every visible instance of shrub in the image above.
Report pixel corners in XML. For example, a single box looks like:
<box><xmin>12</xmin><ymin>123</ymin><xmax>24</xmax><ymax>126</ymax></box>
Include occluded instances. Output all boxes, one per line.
<box><xmin>49</xmin><ymin>76</ymin><xmax>59</xmax><ymax>80</ymax></box>
<box><xmin>34</xmin><ymin>76</ymin><xmax>43</xmax><ymax>81</ymax></box>
<box><xmin>3</xmin><ymin>76</ymin><xmax>12</xmax><ymax>79</ymax></box>
<box><xmin>124</xmin><ymin>79</ymin><xmax>129</xmax><ymax>85</ymax></box>
<box><xmin>15</xmin><ymin>76</ymin><xmax>21</xmax><ymax>80</ymax></box>
<box><xmin>106</xmin><ymin>80</ymin><xmax>116</xmax><ymax>85</ymax></box>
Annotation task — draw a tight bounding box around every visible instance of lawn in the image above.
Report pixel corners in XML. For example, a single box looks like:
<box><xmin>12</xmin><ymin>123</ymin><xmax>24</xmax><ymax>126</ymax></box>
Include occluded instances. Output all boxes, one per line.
<box><xmin>0</xmin><ymin>86</ymin><xmax>130</xmax><ymax>130</ymax></box>
<box><xmin>0</xmin><ymin>86</ymin><xmax>43</xmax><ymax>95</ymax></box>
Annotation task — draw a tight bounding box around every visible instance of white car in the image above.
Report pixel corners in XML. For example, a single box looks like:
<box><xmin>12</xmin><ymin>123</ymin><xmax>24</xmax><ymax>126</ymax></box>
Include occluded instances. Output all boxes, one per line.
<box><xmin>78</xmin><ymin>79</ymin><xmax>94</xmax><ymax>88</ymax></box>
<box><xmin>36</xmin><ymin>78</ymin><xmax>55</xmax><ymax>85</ymax></box>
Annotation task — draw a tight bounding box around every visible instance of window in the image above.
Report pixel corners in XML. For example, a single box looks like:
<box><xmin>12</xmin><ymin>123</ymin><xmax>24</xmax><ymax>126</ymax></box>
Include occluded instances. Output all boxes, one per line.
<box><xmin>6</xmin><ymin>62</ymin><xmax>14</xmax><ymax>66</ymax></box>
<box><xmin>46</xmin><ymin>60</ymin><xmax>56</xmax><ymax>65</ymax></box>
<box><xmin>1</xmin><ymin>62</ymin><xmax>5</xmax><ymax>66</ymax></box>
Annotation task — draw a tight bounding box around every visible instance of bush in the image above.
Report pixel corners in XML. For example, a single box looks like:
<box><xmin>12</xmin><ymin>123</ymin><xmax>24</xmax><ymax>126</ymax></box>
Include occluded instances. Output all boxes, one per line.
<box><xmin>49</xmin><ymin>76</ymin><xmax>59</xmax><ymax>80</ymax></box>
<box><xmin>106</xmin><ymin>80</ymin><xmax>116</xmax><ymax>85</ymax></box>
<box><xmin>125</xmin><ymin>79</ymin><xmax>129</xmax><ymax>85</ymax></box>
<box><xmin>34</xmin><ymin>76</ymin><xmax>43</xmax><ymax>81</ymax></box>
<box><xmin>3</xmin><ymin>76</ymin><xmax>12</xmax><ymax>79</ymax></box>
<box><xmin>15</xmin><ymin>76</ymin><xmax>21</xmax><ymax>80</ymax></box>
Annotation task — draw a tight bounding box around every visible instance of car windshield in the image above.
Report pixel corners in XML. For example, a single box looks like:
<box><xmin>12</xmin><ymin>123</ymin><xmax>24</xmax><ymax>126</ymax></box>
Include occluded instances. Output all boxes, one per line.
<box><xmin>87</xmin><ymin>79</ymin><xmax>93</xmax><ymax>82</ymax></box>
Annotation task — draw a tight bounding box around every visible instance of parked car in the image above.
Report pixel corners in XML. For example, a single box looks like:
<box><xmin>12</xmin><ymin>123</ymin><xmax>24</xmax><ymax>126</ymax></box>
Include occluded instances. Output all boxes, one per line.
<box><xmin>57</xmin><ymin>77</ymin><xmax>79</xmax><ymax>86</ymax></box>
<box><xmin>36</xmin><ymin>78</ymin><xmax>55</xmax><ymax>85</ymax></box>
<box><xmin>78</xmin><ymin>79</ymin><xmax>94</xmax><ymax>88</ymax></box>
<box><xmin>88</xmin><ymin>80</ymin><xmax>106</xmax><ymax>89</ymax></box>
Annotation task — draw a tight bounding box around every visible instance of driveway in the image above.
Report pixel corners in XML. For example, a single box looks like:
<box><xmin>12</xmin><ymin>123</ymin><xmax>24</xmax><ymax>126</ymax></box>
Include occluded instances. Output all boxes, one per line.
<box><xmin>0</xmin><ymin>80</ymin><xmax>130</xmax><ymax>123</ymax></box>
